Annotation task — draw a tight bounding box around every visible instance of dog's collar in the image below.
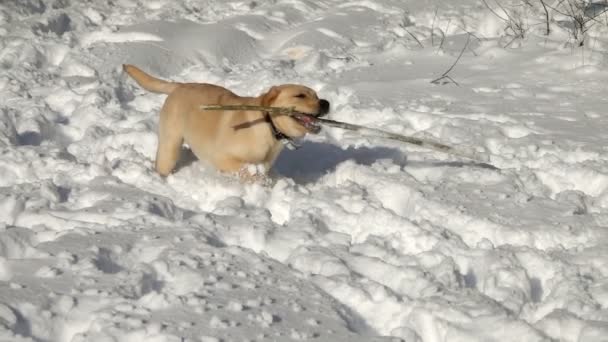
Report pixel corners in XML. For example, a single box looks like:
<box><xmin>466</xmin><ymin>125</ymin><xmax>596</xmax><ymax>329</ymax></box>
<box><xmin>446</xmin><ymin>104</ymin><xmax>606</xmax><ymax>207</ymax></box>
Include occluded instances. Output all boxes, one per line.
<box><xmin>264</xmin><ymin>112</ymin><xmax>300</xmax><ymax>150</ymax></box>
<box><xmin>264</xmin><ymin>112</ymin><xmax>288</xmax><ymax>141</ymax></box>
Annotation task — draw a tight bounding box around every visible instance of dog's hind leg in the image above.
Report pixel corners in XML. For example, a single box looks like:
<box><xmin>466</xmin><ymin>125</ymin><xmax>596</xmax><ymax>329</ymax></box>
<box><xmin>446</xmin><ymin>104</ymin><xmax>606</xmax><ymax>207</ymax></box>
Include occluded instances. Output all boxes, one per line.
<box><xmin>155</xmin><ymin>110</ymin><xmax>184</xmax><ymax>176</ymax></box>
<box><xmin>156</xmin><ymin>135</ymin><xmax>183</xmax><ymax>176</ymax></box>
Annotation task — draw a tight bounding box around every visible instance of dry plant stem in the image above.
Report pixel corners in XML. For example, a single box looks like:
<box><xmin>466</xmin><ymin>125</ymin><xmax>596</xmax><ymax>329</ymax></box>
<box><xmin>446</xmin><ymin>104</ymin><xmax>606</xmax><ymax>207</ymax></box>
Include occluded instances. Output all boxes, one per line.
<box><xmin>455</xmin><ymin>25</ymin><xmax>482</xmax><ymax>56</ymax></box>
<box><xmin>481</xmin><ymin>0</ymin><xmax>526</xmax><ymax>41</ymax></box>
<box><xmin>481</xmin><ymin>0</ymin><xmax>509</xmax><ymax>22</ymax></box>
<box><xmin>539</xmin><ymin>0</ymin><xmax>551</xmax><ymax>35</ymax></box>
<box><xmin>431</xmin><ymin>33</ymin><xmax>471</xmax><ymax>86</ymax></box>
<box><xmin>436</xmin><ymin>28</ymin><xmax>446</xmax><ymax>53</ymax></box>
<box><xmin>439</xmin><ymin>19</ymin><xmax>451</xmax><ymax>50</ymax></box>
<box><xmin>546</xmin><ymin>0</ymin><xmax>608</xmax><ymax>47</ymax></box>
<box><xmin>431</xmin><ymin>7</ymin><xmax>439</xmax><ymax>46</ymax></box>
<box><xmin>493</xmin><ymin>0</ymin><xmax>520</xmax><ymax>27</ymax></box>
<box><xmin>399</xmin><ymin>14</ymin><xmax>423</xmax><ymax>48</ymax></box>
<box><xmin>406</xmin><ymin>29</ymin><xmax>424</xmax><ymax>48</ymax></box>
<box><xmin>201</xmin><ymin>105</ymin><xmax>482</xmax><ymax>161</ymax></box>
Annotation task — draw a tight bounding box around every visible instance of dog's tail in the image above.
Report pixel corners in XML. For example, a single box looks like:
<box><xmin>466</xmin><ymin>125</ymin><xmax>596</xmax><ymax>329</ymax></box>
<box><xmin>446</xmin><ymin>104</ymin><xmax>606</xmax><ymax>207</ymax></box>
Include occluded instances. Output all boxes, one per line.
<box><xmin>122</xmin><ymin>64</ymin><xmax>178</xmax><ymax>94</ymax></box>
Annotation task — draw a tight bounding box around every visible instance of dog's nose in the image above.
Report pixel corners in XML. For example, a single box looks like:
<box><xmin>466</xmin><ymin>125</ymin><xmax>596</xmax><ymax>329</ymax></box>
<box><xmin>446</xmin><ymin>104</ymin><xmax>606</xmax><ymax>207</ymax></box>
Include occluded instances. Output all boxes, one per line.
<box><xmin>318</xmin><ymin>99</ymin><xmax>330</xmax><ymax>116</ymax></box>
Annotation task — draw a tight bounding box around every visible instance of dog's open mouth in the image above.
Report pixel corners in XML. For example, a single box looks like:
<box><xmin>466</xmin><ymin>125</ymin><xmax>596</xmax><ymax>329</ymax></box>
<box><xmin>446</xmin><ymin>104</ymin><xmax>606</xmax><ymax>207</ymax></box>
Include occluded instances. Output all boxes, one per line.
<box><xmin>292</xmin><ymin>112</ymin><xmax>321</xmax><ymax>134</ymax></box>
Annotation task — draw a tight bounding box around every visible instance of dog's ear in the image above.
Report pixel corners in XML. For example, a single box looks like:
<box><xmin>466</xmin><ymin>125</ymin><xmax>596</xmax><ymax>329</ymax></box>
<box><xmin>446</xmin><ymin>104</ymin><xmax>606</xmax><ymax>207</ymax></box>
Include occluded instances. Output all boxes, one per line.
<box><xmin>261</xmin><ymin>86</ymin><xmax>280</xmax><ymax>106</ymax></box>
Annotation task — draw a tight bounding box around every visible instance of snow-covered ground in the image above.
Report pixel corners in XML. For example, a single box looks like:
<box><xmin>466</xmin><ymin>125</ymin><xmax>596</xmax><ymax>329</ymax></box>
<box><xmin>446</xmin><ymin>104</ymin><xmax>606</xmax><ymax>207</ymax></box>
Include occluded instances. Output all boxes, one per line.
<box><xmin>2</xmin><ymin>0</ymin><xmax>608</xmax><ymax>340</ymax></box>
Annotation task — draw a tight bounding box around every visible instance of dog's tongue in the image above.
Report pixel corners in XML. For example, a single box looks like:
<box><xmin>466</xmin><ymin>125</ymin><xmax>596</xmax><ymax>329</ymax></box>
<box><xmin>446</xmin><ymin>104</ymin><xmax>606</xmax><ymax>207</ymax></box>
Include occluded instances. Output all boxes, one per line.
<box><xmin>299</xmin><ymin>115</ymin><xmax>316</xmax><ymax>124</ymax></box>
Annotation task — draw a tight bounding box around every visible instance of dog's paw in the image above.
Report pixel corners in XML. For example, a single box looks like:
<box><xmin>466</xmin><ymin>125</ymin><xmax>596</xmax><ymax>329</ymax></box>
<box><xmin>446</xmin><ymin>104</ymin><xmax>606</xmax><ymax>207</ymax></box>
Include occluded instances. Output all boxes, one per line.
<box><xmin>236</xmin><ymin>164</ymin><xmax>271</xmax><ymax>185</ymax></box>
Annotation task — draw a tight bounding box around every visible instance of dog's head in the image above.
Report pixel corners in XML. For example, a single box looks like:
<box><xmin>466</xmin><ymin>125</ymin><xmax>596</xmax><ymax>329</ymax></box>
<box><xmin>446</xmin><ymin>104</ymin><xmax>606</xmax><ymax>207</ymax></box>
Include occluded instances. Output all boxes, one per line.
<box><xmin>261</xmin><ymin>84</ymin><xmax>330</xmax><ymax>138</ymax></box>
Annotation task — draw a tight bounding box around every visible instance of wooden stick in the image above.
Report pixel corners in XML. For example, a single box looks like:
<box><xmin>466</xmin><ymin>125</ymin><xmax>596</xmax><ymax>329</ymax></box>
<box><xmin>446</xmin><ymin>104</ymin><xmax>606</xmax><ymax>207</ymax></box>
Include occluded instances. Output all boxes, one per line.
<box><xmin>201</xmin><ymin>104</ymin><xmax>295</xmax><ymax>115</ymax></box>
<box><xmin>201</xmin><ymin>105</ymin><xmax>486</xmax><ymax>161</ymax></box>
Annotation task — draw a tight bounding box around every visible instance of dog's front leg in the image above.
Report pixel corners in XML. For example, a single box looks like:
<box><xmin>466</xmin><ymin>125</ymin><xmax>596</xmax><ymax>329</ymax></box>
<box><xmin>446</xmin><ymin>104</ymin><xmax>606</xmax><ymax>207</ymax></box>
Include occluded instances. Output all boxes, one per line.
<box><xmin>236</xmin><ymin>164</ymin><xmax>270</xmax><ymax>184</ymax></box>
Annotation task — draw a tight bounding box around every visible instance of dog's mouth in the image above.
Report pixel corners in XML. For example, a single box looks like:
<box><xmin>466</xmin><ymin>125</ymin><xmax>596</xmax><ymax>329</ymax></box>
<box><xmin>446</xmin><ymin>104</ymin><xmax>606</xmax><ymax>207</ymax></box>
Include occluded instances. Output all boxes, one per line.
<box><xmin>292</xmin><ymin>112</ymin><xmax>322</xmax><ymax>134</ymax></box>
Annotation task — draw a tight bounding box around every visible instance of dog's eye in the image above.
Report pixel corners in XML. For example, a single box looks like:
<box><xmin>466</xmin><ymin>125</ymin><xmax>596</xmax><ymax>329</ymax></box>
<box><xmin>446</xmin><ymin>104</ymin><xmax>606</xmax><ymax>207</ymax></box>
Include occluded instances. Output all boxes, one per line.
<box><xmin>294</xmin><ymin>93</ymin><xmax>306</xmax><ymax>98</ymax></box>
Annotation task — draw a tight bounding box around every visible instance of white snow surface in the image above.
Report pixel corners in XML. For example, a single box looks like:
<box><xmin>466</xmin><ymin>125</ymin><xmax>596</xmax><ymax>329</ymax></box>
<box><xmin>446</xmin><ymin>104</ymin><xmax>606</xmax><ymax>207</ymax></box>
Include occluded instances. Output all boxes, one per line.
<box><xmin>2</xmin><ymin>0</ymin><xmax>608</xmax><ymax>341</ymax></box>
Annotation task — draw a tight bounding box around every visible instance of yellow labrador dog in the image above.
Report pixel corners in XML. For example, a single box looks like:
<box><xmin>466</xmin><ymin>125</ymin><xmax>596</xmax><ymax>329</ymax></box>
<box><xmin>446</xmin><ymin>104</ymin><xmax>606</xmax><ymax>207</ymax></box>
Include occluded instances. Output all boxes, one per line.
<box><xmin>123</xmin><ymin>65</ymin><xmax>330</xmax><ymax>179</ymax></box>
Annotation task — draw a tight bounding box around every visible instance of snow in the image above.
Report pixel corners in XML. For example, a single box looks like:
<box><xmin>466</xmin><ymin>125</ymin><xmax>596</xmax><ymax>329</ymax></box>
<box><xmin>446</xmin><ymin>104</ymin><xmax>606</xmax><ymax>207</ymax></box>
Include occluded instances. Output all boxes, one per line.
<box><xmin>1</xmin><ymin>0</ymin><xmax>608</xmax><ymax>341</ymax></box>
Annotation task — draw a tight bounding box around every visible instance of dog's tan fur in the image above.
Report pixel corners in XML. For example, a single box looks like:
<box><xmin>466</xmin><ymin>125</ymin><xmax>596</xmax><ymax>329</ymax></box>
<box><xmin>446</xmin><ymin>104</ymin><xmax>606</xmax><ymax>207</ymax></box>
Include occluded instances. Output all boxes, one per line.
<box><xmin>123</xmin><ymin>64</ymin><xmax>328</xmax><ymax>178</ymax></box>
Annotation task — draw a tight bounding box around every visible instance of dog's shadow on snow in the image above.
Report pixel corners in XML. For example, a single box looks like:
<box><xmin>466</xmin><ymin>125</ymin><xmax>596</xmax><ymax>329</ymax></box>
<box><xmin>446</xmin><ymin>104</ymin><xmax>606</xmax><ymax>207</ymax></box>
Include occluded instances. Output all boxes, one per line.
<box><xmin>273</xmin><ymin>141</ymin><xmax>407</xmax><ymax>183</ymax></box>
<box><xmin>274</xmin><ymin>141</ymin><xmax>497</xmax><ymax>184</ymax></box>
<box><xmin>175</xmin><ymin>142</ymin><xmax>404</xmax><ymax>183</ymax></box>
<box><xmin>176</xmin><ymin>141</ymin><xmax>496</xmax><ymax>184</ymax></box>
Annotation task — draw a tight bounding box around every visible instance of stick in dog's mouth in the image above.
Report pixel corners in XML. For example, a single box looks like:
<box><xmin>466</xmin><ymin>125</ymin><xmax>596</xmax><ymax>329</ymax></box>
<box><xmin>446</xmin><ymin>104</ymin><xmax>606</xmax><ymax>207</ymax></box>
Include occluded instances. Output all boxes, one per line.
<box><xmin>292</xmin><ymin>112</ymin><xmax>322</xmax><ymax>134</ymax></box>
<box><xmin>200</xmin><ymin>104</ymin><xmax>489</xmax><ymax>164</ymax></box>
